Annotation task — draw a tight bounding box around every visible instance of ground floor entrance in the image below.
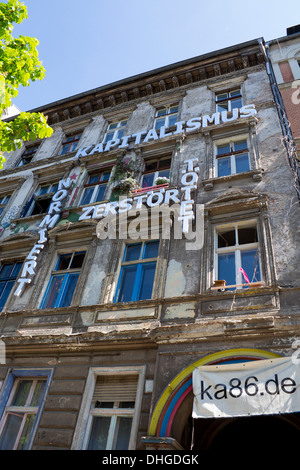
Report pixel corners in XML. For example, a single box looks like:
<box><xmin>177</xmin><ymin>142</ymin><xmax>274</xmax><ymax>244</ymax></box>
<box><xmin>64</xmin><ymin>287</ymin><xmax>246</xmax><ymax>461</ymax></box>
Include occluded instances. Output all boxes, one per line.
<box><xmin>147</xmin><ymin>348</ymin><xmax>300</xmax><ymax>451</ymax></box>
<box><xmin>191</xmin><ymin>413</ymin><xmax>300</xmax><ymax>450</ymax></box>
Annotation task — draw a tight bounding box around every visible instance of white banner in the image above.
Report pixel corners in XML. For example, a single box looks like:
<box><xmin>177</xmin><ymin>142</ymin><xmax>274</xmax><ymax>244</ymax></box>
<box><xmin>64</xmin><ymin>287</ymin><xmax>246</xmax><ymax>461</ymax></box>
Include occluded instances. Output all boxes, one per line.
<box><xmin>192</xmin><ymin>356</ymin><xmax>300</xmax><ymax>419</ymax></box>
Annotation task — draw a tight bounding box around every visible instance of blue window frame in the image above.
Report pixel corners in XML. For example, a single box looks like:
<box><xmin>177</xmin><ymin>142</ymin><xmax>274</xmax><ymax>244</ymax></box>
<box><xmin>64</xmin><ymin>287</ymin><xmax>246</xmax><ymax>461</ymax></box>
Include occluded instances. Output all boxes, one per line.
<box><xmin>0</xmin><ymin>195</ymin><xmax>10</xmax><ymax>217</ymax></box>
<box><xmin>115</xmin><ymin>241</ymin><xmax>159</xmax><ymax>303</ymax></box>
<box><xmin>0</xmin><ymin>261</ymin><xmax>23</xmax><ymax>311</ymax></box>
<box><xmin>0</xmin><ymin>369</ymin><xmax>53</xmax><ymax>450</ymax></box>
<box><xmin>40</xmin><ymin>252</ymin><xmax>86</xmax><ymax>309</ymax></box>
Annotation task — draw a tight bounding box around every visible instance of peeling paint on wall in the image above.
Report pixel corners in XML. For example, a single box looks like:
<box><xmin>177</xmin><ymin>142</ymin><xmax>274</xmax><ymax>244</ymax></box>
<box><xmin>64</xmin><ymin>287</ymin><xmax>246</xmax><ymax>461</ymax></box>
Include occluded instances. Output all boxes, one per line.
<box><xmin>164</xmin><ymin>259</ymin><xmax>186</xmax><ymax>298</ymax></box>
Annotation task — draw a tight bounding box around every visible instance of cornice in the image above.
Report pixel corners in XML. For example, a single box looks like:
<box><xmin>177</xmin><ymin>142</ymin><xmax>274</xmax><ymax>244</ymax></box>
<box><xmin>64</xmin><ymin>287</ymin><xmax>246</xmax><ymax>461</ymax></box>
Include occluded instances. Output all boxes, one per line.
<box><xmin>32</xmin><ymin>47</ymin><xmax>265</xmax><ymax>127</ymax></box>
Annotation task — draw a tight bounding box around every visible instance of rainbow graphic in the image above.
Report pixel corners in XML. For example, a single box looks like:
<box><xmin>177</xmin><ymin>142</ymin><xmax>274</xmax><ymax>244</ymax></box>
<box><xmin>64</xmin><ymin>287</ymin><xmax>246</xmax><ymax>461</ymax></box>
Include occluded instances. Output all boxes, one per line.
<box><xmin>149</xmin><ymin>348</ymin><xmax>281</xmax><ymax>437</ymax></box>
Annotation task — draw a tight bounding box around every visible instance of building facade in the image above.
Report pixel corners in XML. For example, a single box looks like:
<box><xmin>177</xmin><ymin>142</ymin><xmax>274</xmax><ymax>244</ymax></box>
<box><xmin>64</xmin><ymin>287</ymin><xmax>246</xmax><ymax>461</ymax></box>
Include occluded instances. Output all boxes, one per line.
<box><xmin>268</xmin><ymin>26</ymin><xmax>300</xmax><ymax>163</ymax></box>
<box><xmin>0</xmin><ymin>37</ymin><xmax>299</xmax><ymax>450</ymax></box>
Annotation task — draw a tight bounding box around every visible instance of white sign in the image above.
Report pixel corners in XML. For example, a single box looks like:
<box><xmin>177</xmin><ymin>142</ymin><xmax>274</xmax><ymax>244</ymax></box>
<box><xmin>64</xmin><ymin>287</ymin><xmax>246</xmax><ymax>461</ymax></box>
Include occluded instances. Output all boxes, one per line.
<box><xmin>79</xmin><ymin>157</ymin><xmax>200</xmax><ymax>234</ymax></box>
<box><xmin>74</xmin><ymin>105</ymin><xmax>257</xmax><ymax>158</ymax></box>
<box><xmin>14</xmin><ymin>177</ymin><xmax>72</xmax><ymax>297</ymax></box>
<box><xmin>192</xmin><ymin>356</ymin><xmax>300</xmax><ymax>419</ymax></box>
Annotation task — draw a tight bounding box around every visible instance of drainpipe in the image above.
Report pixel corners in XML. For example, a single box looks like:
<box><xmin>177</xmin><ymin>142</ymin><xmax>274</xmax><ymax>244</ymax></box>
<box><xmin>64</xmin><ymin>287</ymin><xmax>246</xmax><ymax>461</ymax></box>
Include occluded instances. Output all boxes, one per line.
<box><xmin>258</xmin><ymin>38</ymin><xmax>300</xmax><ymax>200</ymax></box>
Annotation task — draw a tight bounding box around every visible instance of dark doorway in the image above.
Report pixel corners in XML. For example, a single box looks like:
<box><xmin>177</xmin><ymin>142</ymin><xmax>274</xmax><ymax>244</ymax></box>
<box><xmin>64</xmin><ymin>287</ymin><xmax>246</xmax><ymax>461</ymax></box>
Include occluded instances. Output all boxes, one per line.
<box><xmin>191</xmin><ymin>413</ymin><xmax>300</xmax><ymax>450</ymax></box>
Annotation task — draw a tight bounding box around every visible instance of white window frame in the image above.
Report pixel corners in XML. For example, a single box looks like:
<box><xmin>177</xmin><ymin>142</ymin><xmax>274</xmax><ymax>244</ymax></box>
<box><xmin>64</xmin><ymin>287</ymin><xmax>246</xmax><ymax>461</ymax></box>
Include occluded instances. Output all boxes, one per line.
<box><xmin>154</xmin><ymin>104</ymin><xmax>179</xmax><ymax>130</ymax></box>
<box><xmin>214</xmin><ymin>219</ymin><xmax>262</xmax><ymax>289</ymax></box>
<box><xmin>213</xmin><ymin>134</ymin><xmax>250</xmax><ymax>177</ymax></box>
<box><xmin>215</xmin><ymin>88</ymin><xmax>242</xmax><ymax>113</ymax></box>
<box><xmin>79</xmin><ymin>169</ymin><xmax>111</xmax><ymax>206</ymax></box>
<box><xmin>71</xmin><ymin>366</ymin><xmax>145</xmax><ymax>450</ymax></box>
<box><xmin>103</xmin><ymin>120</ymin><xmax>127</xmax><ymax>143</ymax></box>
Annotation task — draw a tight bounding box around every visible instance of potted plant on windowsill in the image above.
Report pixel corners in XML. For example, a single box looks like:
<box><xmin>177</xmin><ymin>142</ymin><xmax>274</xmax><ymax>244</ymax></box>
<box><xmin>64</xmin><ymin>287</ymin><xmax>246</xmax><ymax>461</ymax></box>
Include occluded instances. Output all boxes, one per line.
<box><xmin>112</xmin><ymin>176</ymin><xmax>140</xmax><ymax>199</ymax></box>
<box><xmin>154</xmin><ymin>176</ymin><xmax>169</xmax><ymax>187</ymax></box>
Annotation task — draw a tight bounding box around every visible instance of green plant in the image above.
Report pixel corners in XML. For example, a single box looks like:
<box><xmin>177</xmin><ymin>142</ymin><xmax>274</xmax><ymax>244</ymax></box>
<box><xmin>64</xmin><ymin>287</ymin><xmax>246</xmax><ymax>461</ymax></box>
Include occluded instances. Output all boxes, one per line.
<box><xmin>155</xmin><ymin>176</ymin><xmax>169</xmax><ymax>186</ymax></box>
<box><xmin>111</xmin><ymin>156</ymin><xmax>136</xmax><ymax>183</ymax></box>
<box><xmin>113</xmin><ymin>176</ymin><xmax>139</xmax><ymax>194</ymax></box>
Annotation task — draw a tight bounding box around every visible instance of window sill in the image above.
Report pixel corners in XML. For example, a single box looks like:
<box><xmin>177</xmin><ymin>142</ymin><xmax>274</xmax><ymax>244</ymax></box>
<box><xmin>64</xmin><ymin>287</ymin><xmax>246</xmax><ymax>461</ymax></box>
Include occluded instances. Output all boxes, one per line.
<box><xmin>210</xmin><ymin>281</ymin><xmax>264</xmax><ymax>292</ymax></box>
<box><xmin>203</xmin><ymin>168</ymin><xmax>264</xmax><ymax>191</ymax></box>
<box><xmin>11</xmin><ymin>212</ymin><xmax>47</xmax><ymax>227</ymax></box>
<box><xmin>130</xmin><ymin>183</ymin><xmax>169</xmax><ymax>196</ymax></box>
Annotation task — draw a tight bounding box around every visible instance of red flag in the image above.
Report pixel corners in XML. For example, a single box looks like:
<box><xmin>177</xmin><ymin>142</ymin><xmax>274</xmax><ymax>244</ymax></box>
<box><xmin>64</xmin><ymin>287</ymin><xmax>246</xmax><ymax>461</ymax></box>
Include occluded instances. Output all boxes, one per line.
<box><xmin>239</xmin><ymin>267</ymin><xmax>250</xmax><ymax>283</ymax></box>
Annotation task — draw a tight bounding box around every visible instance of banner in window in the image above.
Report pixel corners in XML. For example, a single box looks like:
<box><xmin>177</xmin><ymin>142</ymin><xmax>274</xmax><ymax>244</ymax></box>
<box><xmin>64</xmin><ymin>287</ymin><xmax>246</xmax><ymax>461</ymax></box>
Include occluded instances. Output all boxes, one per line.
<box><xmin>192</xmin><ymin>356</ymin><xmax>300</xmax><ymax>418</ymax></box>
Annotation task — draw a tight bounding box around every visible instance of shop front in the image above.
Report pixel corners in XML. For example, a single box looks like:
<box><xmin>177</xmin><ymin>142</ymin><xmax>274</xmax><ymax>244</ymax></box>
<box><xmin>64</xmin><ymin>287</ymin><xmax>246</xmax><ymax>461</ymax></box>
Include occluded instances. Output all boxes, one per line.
<box><xmin>143</xmin><ymin>349</ymin><xmax>300</xmax><ymax>450</ymax></box>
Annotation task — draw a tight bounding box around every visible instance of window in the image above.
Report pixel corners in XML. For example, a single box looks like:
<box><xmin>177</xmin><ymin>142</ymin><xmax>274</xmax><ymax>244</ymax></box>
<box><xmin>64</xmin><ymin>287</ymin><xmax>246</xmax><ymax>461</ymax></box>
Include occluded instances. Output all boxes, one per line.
<box><xmin>216</xmin><ymin>89</ymin><xmax>242</xmax><ymax>113</ymax></box>
<box><xmin>0</xmin><ymin>195</ymin><xmax>10</xmax><ymax>217</ymax></box>
<box><xmin>215</xmin><ymin>221</ymin><xmax>261</xmax><ymax>289</ymax></box>
<box><xmin>72</xmin><ymin>367</ymin><xmax>145</xmax><ymax>450</ymax></box>
<box><xmin>215</xmin><ymin>139</ymin><xmax>250</xmax><ymax>177</ymax></box>
<box><xmin>80</xmin><ymin>169</ymin><xmax>111</xmax><ymax>205</ymax></box>
<box><xmin>60</xmin><ymin>132</ymin><xmax>82</xmax><ymax>155</ymax></box>
<box><xmin>115</xmin><ymin>241</ymin><xmax>159</xmax><ymax>303</ymax></box>
<box><xmin>0</xmin><ymin>370</ymin><xmax>52</xmax><ymax>450</ymax></box>
<box><xmin>17</xmin><ymin>144</ymin><xmax>39</xmax><ymax>166</ymax></box>
<box><xmin>141</xmin><ymin>157</ymin><xmax>171</xmax><ymax>188</ymax></box>
<box><xmin>154</xmin><ymin>104</ymin><xmax>178</xmax><ymax>130</ymax></box>
<box><xmin>0</xmin><ymin>261</ymin><xmax>23</xmax><ymax>311</ymax></box>
<box><xmin>40</xmin><ymin>251</ymin><xmax>85</xmax><ymax>309</ymax></box>
<box><xmin>103</xmin><ymin>121</ymin><xmax>127</xmax><ymax>143</ymax></box>
<box><xmin>85</xmin><ymin>374</ymin><xmax>138</xmax><ymax>450</ymax></box>
<box><xmin>26</xmin><ymin>183</ymin><xmax>58</xmax><ymax>217</ymax></box>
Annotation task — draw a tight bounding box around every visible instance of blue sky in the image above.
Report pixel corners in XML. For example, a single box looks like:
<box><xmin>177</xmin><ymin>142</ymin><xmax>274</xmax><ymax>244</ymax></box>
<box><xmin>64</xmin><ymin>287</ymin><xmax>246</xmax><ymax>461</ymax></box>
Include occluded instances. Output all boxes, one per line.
<box><xmin>12</xmin><ymin>0</ymin><xmax>300</xmax><ymax>111</ymax></box>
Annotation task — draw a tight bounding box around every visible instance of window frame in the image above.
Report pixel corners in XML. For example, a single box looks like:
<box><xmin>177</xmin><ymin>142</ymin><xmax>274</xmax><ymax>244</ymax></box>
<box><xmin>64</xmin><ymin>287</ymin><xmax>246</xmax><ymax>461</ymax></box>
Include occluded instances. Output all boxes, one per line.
<box><xmin>214</xmin><ymin>136</ymin><xmax>250</xmax><ymax>177</ymax></box>
<box><xmin>103</xmin><ymin>120</ymin><xmax>127</xmax><ymax>143</ymax></box>
<box><xmin>0</xmin><ymin>260</ymin><xmax>23</xmax><ymax>311</ymax></box>
<box><xmin>26</xmin><ymin>182</ymin><xmax>59</xmax><ymax>217</ymax></box>
<box><xmin>141</xmin><ymin>156</ymin><xmax>171</xmax><ymax>189</ymax></box>
<box><xmin>154</xmin><ymin>104</ymin><xmax>179</xmax><ymax>130</ymax></box>
<box><xmin>17</xmin><ymin>144</ymin><xmax>40</xmax><ymax>167</ymax></box>
<box><xmin>0</xmin><ymin>195</ymin><xmax>11</xmax><ymax>217</ymax></box>
<box><xmin>40</xmin><ymin>251</ymin><xmax>86</xmax><ymax>309</ymax></box>
<box><xmin>72</xmin><ymin>366</ymin><xmax>145</xmax><ymax>450</ymax></box>
<box><xmin>213</xmin><ymin>219</ymin><xmax>262</xmax><ymax>289</ymax></box>
<box><xmin>79</xmin><ymin>168</ymin><xmax>112</xmax><ymax>206</ymax></box>
<box><xmin>216</xmin><ymin>89</ymin><xmax>242</xmax><ymax>113</ymax></box>
<box><xmin>114</xmin><ymin>241</ymin><xmax>160</xmax><ymax>303</ymax></box>
<box><xmin>60</xmin><ymin>132</ymin><xmax>82</xmax><ymax>155</ymax></box>
<box><xmin>0</xmin><ymin>368</ymin><xmax>53</xmax><ymax>450</ymax></box>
